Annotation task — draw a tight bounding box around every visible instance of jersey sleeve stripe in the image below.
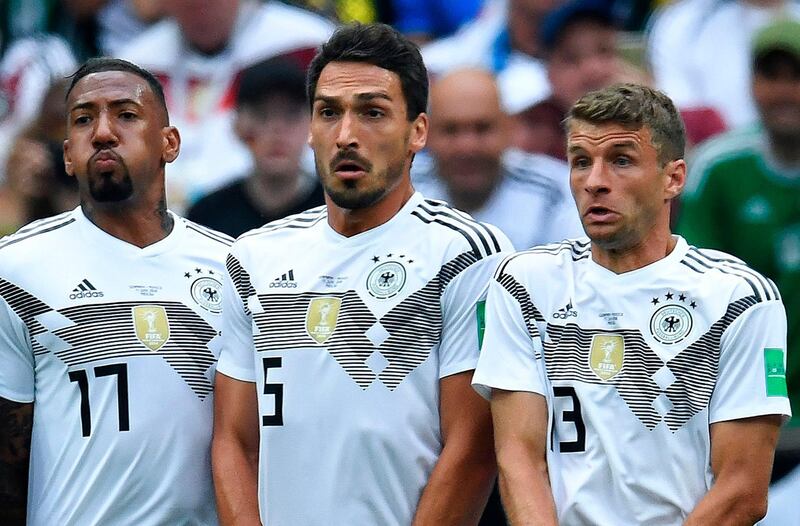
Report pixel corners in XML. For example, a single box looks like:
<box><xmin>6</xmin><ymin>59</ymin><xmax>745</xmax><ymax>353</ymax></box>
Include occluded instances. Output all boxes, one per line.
<box><xmin>415</xmin><ymin>201</ymin><xmax>502</xmax><ymax>256</ymax></box>
<box><xmin>238</xmin><ymin>208</ymin><xmax>327</xmax><ymax>239</ymax></box>
<box><xmin>686</xmin><ymin>249</ymin><xmax>777</xmax><ymax>301</ymax></box>
<box><xmin>420</xmin><ymin>199</ymin><xmax>502</xmax><ymax>252</ymax></box>
<box><xmin>0</xmin><ymin>217</ymin><xmax>76</xmax><ymax>251</ymax></box>
<box><xmin>184</xmin><ymin>222</ymin><xmax>234</xmax><ymax>247</ymax></box>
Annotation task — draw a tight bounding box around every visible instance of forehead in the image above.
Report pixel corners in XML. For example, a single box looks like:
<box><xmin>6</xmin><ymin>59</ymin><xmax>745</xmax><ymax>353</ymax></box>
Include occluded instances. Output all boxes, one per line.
<box><xmin>431</xmin><ymin>75</ymin><xmax>500</xmax><ymax>122</ymax></box>
<box><xmin>68</xmin><ymin>70</ymin><xmax>154</xmax><ymax>108</ymax></box>
<box><xmin>567</xmin><ymin>120</ymin><xmax>652</xmax><ymax>152</ymax></box>
<box><xmin>315</xmin><ymin>61</ymin><xmax>403</xmax><ymax>102</ymax></box>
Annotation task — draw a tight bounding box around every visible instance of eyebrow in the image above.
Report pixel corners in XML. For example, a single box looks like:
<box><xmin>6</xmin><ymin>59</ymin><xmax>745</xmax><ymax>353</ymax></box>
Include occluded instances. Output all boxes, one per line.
<box><xmin>567</xmin><ymin>140</ymin><xmax>640</xmax><ymax>154</ymax></box>
<box><xmin>313</xmin><ymin>92</ymin><xmax>393</xmax><ymax>105</ymax></box>
<box><xmin>69</xmin><ymin>98</ymin><xmax>143</xmax><ymax>112</ymax></box>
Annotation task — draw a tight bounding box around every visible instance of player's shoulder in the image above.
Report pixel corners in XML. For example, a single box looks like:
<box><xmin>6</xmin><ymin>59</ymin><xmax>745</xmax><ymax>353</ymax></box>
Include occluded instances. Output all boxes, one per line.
<box><xmin>410</xmin><ymin>197</ymin><xmax>512</xmax><ymax>258</ymax></box>
<box><xmin>235</xmin><ymin>205</ymin><xmax>328</xmax><ymax>247</ymax></box>
<box><xmin>179</xmin><ymin>216</ymin><xmax>235</xmax><ymax>249</ymax></box>
<box><xmin>681</xmin><ymin>243</ymin><xmax>780</xmax><ymax>303</ymax></box>
<box><xmin>0</xmin><ymin>210</ymin><xmax>77</xmax><ymax>266</ymax></box>
<box><xmin>494</xmin><ymin>238</ymin><xmax>591</xmax><ymax>278</ymax></box>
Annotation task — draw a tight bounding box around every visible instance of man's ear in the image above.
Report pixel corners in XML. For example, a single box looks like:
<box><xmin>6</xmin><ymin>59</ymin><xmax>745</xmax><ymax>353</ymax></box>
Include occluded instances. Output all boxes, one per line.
<box><xmin>63</xmin><ymin>139</ymin><xmax>74</xmax><ymax>177</ymax></box>
<box><xmin>664</xmin><ymin>159</ymin><xmax>687</xmax><ymax>201</ymax></box>
<box><xmin>409</xmin><ymin>112</ymin><xmax>428</xmax><ymax>154</ymax></box>
<box><xmin>162</xmin><ymin>126</ymin><xmax>181</xmax><ymax>164</ymax></box>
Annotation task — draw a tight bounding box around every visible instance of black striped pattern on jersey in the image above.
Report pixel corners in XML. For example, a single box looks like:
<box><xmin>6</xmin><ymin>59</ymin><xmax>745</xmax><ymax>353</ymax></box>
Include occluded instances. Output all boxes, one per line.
<box><xmin>411</xmin><ymin>200</ymin><xmax>502</xmax><ymax>258</ymax></box>
<box><xmin>239</xmin><ymin>206</ymin><xmax>327</xmax><ymax>239</ymax></box>
<box><xmin>681</xmin><ymin>248</ymin><xmax>779</xmax><ymax>302</ymax></box>
<box><xmin>253</xmin><ymin>290</ymin><xmax>379</xmax><ymax>388</ymax></box>
<box><xmin>226</xmin><ymin>255</ymin><xmax>257</xmax><ymax>315</ymax></box>
<box><xmin>0</xmin><ymin>213</ymin><xmax>75</xmax><ymax>251</ymax></box>
<box><xmin>251</xmin><ymin>252</ymin><xmax>482</xmax><ymax>390</ymax></box>
<box><xmin>184</xmin><ymin>220</ymin><xmax>234</xmax><ymax>247</ymax></box>
<box><xmin>544</xmin><ymin>324</ymin><xmax>665</xmax><ymax>429</ymax></box>
<box><xmin>494</xmin><ymin>272</ymin><xmax>544</xmax><ymax>354</ymax></box>
<box><xmin>663</xmin><ymin>294</ymin><xmax>759</xmax><ymax>431</ymax></box>
<box><xmin>0</xmin><ymin>277</ymin><xmax>218</xmax><ymax>399</ymax></box>
<box><xmin>0</xmin><ymin>278</ymin><xmax>53</xmax><ymax>356</ymax></box>
<box><xmin>52</xmin><ymin>301</ymin><xmax>218</xmax><ymax>399</ymax></box>
<box><xmin>378</xmin><ymin>251</ymin><xmax>479</xmax><ymax>388</ymax></box>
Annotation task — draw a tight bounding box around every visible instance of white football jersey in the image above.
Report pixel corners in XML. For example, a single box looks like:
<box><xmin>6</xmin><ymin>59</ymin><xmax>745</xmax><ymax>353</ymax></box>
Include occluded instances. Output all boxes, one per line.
<box><xmin>217</xmin><ymin>192</ymin><xmax>512</xmax><ymax>525</ymax></box>
<box><xmin>473</xmin><ymin>237</ymin><xmax>791</xmax><ymax>525</ymax></box>
<box><xmin>0</xmin><ymin>208</ymin><xmax>232</xmax><ymax>526</ymax></box>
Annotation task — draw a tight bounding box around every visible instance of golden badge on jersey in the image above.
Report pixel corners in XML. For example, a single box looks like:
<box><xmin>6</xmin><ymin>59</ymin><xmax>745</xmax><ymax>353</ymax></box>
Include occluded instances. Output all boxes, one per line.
<box><xmin>306</xmin><ymin>297</ymin><xmax>341</xmax><ymax>344</ymax></box>
<box><xmin>589</xmin><ymin>333</ymin><xmax>624</xmax><ymax>381</ymax></box>
<box><xmin>133</xmin><ymin>305</ymin><xmax>171</xmax><ymax>351</ymax></box>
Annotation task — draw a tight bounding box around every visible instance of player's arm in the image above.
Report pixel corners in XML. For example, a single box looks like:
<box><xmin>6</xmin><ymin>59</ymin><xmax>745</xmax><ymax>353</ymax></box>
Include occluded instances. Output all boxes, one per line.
<box><xmin>0</xmin><ymin>397</ymin><xmax>33</xmax><ymax>525</ymax></box>
<box><xmin>685</xmin><ymin>295</ymin><xmax>790</xmax><ymax>525</ymax></box>
<box><xmin>412</xmin><ymin>370</ymin><xmax>496</xmax><ymax>526</ymax></box>
<box><xmin>683</xmin><ymin>415</ymin><xmax>781</xmax><ymax>525</ymax></box>
<box><xmin>491</xmin><ymin>389</ymin><xmax>557</xmax><ymax>526</ymax></box>
<box><xmin>212</xmin><ymin>373</ymin><xmax>261</xmax><ymax>526</ymax></box>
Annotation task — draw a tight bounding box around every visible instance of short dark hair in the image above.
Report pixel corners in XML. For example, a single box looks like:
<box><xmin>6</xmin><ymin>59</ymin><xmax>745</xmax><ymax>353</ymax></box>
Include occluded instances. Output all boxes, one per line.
<box><xmin>237</xmin><ymin>57</ymin><xmax>307</xmax><ymax>108</ymax></box>
<box><xmin>565</xmin><ymin>83</ymin><xmax>685</xmax><ymax>165</ymax></box>
<box><xmin>306</xmin><ymin>23</ymin><xmax>428</xmax><ymax>121</ymax></box>
<box><xmin>66</xmin><ymin>57</ymin><xmax>169</xmax><ymax>124</ymax></box>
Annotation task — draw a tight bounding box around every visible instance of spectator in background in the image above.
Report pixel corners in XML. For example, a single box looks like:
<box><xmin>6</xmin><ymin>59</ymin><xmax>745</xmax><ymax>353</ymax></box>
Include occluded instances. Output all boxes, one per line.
<box><xmin>422</xmin><ymin>0</ymin><xmax>561</xmax><ymax>115</ymax></box>
<box><xmin>677</xmin><ymin>18</ymin><xmax>800</xmax><ymax>430</ymax></box>
<box><xmin>0</xmin><ymin>35</ymin><xmax>77</xmax><ymax>180</ymax></box>
<box><xmin>0</xmin><ymin>78</ymin><xmax>78</xmax><ymax>235</ymax></box>
<box><xmin>509</xmin><ymin>0</ymin><xmax>648</xmax><ymax>159</ymax></box>
<box><xmin>647</xmin><ymin>0</ymin><xmax>800</xmax><ymax>129</ymax></box>
<box><xmin>187</xmin><ymin>58</ymin><xmax>324</xmax><ymax>238</ymax></box>
<box><xmin>391</xmin><ymin>0</ymin><xmax>486</xmax><ymax>44</ymax></box>
<box><xmin>414</xmin><ymin>67</ymin><xmax>582</xmax><ymax>249</ymax></box>
<box><xmin>119</xmin><ymin>0</ymin><xmax>334</xmax><ymax>209</ymax></box>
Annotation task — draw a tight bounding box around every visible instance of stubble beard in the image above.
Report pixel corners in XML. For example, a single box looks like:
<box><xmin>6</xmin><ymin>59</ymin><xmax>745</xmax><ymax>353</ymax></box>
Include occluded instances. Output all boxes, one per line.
<box><xmin>87</xmin><ymin>161</ymin><xmax>134</xmax><ymax>203</ymax></box>
<box><xmin>316</xmin><ymin>155</ymin><xmax>406</xmax><ymax>210</ymax></box>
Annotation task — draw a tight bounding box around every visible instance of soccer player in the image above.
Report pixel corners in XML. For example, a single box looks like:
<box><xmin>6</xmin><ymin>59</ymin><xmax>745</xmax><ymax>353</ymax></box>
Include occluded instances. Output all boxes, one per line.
<box><xmin>0</xmin><ymin>58</ymin><xmax>231</xmax><ymax>525</ymax></box>
<box><xmin>212</xmin><ymin>23</ymin><xmax>512</xmax><ymax>525</ymax></box>
<box><xmin>473</xmin><ymin>84</ymin><xmax>792</xmax><ymax>525</ymax></box>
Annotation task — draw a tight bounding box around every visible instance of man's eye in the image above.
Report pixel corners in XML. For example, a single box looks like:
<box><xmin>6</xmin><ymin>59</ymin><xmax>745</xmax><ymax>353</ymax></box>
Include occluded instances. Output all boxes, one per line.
<box><xmin>318</xmin><ymin>108</ymin><xmax>336</xmax><ymax>118</ymax></box>
<box><xmin>572</xmin><ymin>157</ymin><xmax>590</xmax><ymax>169</ymax></box>
<box><xmin>120</xmin><ymin>111</ymin><xmax>137</xmax><ymax>120</ymax></box>
<box><xmin>615</xmin><ymin>156</ymin><xmax>632</xmax><ymax>167</ymax></box>
<box><xmin>366</xmin><ymin>108</ymin><xmax>385</xmax><ymax>118</ymax></box>
<box><xmin>74</xmin><ymin>115</ymin><xmax>91</xmax><ymax>125</ymax></box>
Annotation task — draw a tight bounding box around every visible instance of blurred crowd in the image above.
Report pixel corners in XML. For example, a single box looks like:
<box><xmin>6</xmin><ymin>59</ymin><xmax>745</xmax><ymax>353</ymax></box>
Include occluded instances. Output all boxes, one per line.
<box><xmin>1</xmin><ymin>0</ymin><xmax>799</xmax><ymax>518</ymax></box>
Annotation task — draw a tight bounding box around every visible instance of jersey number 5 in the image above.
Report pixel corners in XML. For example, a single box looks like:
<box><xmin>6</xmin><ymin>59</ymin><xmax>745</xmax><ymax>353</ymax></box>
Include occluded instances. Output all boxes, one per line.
<box><xmin>262</xmin><ymin>357</ymin><xmax>284</xmax><ymax>426</ymax></box>
<box><xmin>551</xmin><ymin>386</ymin><xmax>586</xmax><ymax>453</ymax></box>
<box><xmin>68</xmin><ymin>364</ymin><xmax>130</xmax><ymax>437</ymax></box>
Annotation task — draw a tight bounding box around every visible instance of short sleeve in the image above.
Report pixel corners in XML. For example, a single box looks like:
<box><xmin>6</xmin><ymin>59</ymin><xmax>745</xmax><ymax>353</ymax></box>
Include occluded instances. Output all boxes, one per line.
<box><xmin>438</xmin><ymin>228</ymin><xmax>513</xmax><ymax>379</ymax></box>
<box><xmin>0</xmin><ymin>295</ymin><xmax>35</xmax><ymax>402</ymax></box>
<box><xmin>216</xmin><ymin>250</ymin><xmax>258</xmax><ymax>383</ymax></box>
<box><xmin>472</xmin><ymin>261</ymin><xmax>546</xmax><ymax>400</ymax></box>
<box><xmin>710</xmin><ymin>299</ymin><xmax>792</xmax><ymax>423</ymax></box>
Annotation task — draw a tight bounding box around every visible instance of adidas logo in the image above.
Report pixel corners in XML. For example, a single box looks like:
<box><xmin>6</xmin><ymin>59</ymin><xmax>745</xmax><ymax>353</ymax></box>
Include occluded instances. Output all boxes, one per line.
<box><xmin>552</xmin><ymin>300</ymin><xmax>577</xmax><ymax>319</ymax></box>
<box><xmin>69</xmin><ymin>279</ymin><xmax>105</xmax><ymax>299</ymax></box>
<box><xmin>269</xmin><ymin>269</ymin><xmax>297</xmax><ymax>288</ymax></box>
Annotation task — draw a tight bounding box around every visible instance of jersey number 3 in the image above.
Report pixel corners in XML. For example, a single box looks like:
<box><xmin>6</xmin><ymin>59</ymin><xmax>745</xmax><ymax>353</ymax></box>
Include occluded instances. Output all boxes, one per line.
<box><xmin>551</xmin><ymin>386</ymin><xmax>586</xmax><ymax>453</ymax></box>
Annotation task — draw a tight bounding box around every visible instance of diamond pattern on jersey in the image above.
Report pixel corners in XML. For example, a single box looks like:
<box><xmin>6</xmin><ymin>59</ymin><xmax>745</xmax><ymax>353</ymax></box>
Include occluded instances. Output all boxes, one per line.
<box><xmin>663</xmin><ymin>295</ymin><xmax>759</xmax><ymax>430</ymax></box>
<box><xmin>543</xmin><ymin>294</ymin><xmax>761</xmax><ymax>431</ymax></box>
<box><xmin>544</xmin><ymin>324</ymin><xmax>665</xmax><ymax>429</ymax></box>
<box><xmin>1</xmin><ymin>278</ymin><xmax>218</xmax><ymax>399</ymax></box>
<box><xmin>250</xmin><ymin>252</ymin><xmax>480</xmax><ymax>390</ymax></box>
